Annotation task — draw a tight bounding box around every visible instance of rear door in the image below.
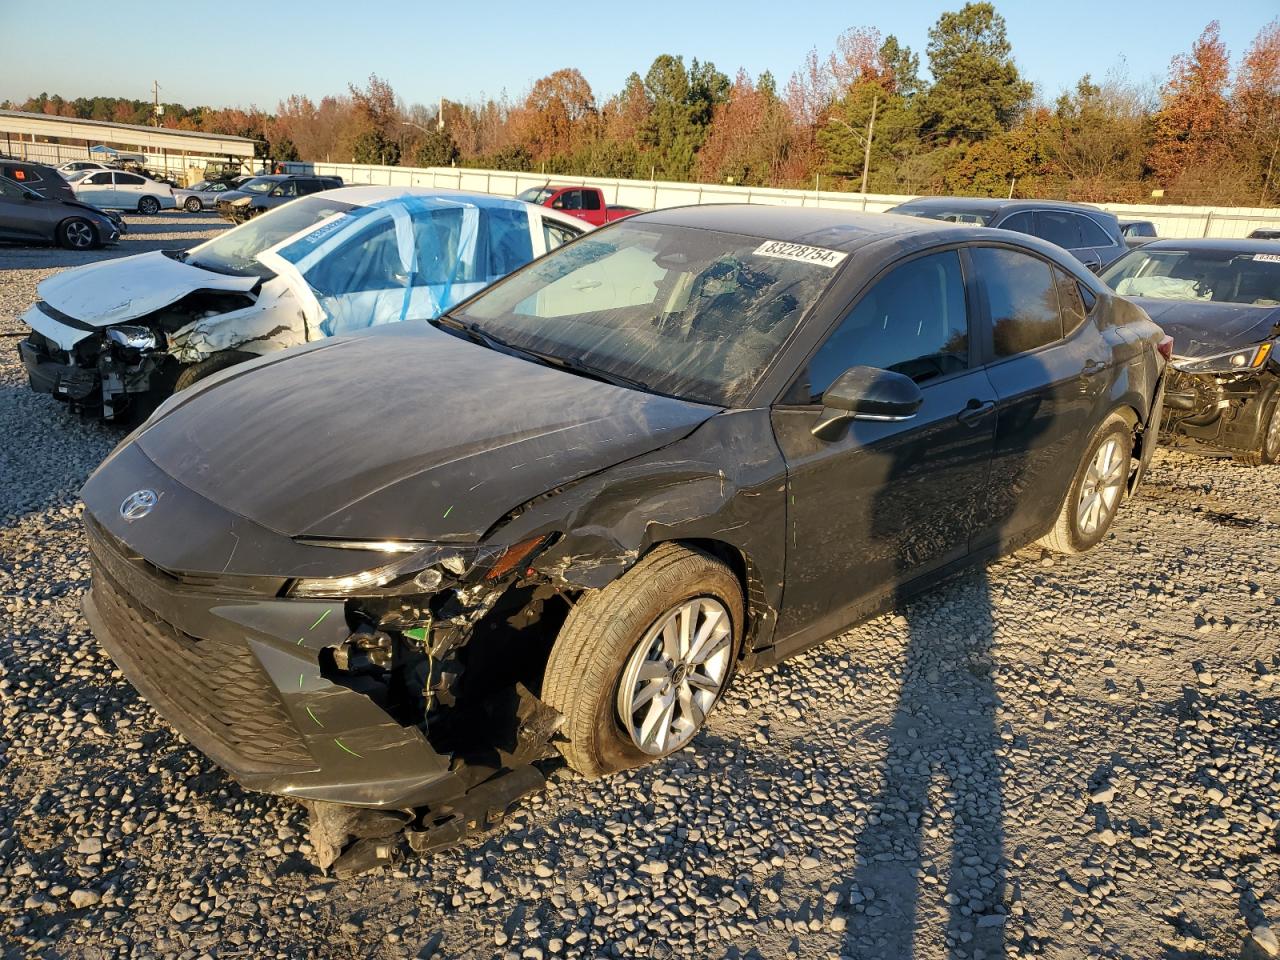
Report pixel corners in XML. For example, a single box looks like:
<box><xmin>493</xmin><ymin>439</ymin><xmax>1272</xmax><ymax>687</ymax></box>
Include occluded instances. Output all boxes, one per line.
<box><xmin>970</xmin><ymin>245</ymin><xmax>1112</xmax><ymax>548</ymax></box>
<box><xmin>1074</xmin><ymin>213</ymin><xmax>1124</xmax><ymax>270</ymax></box>
<box><xmin>113</xmin><ymin>172</ymin><xmax>146</xmax><ymax>208</ymax></box>
<box><xmin>771</xmin><ymin>247</ymin><xmax>997</xmax><ymax>648</ymax></box>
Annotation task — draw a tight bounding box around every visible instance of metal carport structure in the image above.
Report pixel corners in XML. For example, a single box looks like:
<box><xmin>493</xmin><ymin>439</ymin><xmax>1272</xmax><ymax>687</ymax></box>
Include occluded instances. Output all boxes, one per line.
<box><xmin>0</xmin><ymin>109</ymin><xmax>256</xmax><ymax>173</ymax></box>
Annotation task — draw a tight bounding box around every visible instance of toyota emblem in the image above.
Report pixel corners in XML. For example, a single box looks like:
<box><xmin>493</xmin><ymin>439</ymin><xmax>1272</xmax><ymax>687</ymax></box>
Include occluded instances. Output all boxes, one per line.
<box><xmin>119</xmin><ymin>489</ymin><xmax>158</xmax><ymax>521</ymax></box>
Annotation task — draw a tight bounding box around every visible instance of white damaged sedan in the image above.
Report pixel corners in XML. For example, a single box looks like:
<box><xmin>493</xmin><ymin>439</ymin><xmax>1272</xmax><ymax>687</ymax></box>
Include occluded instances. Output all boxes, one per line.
<box><xmin>17</xmin><ymin>186</ymin><xmax>589</xmax><ymax>419</ymax></box>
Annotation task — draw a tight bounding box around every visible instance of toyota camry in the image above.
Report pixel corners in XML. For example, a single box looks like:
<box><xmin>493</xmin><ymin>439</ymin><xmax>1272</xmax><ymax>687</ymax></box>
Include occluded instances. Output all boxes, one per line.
<box><xmin>79</xmin><ymin>206</ymin><xmax>1169</xmax><ymax>873</ymax></box>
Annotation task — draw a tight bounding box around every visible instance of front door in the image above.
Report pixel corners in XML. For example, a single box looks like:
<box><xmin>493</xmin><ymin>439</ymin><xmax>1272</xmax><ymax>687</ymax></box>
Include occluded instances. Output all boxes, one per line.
<box><xmin>771</xmin><ymin>248</ymin><xmax>997</xmax><ymax>650</ymax></box>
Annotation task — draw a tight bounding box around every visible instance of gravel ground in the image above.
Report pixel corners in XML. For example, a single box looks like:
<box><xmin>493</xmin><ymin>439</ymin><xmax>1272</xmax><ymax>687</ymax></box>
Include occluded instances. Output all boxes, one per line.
<box><xmin>1</xmin><ymin>218</ymin><xmax>1278</xmax><ymax>960</ymax></box>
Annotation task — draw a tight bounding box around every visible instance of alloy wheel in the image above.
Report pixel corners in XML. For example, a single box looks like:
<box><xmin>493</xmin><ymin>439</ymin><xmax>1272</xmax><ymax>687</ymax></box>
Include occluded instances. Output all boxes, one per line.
<box><xmin>1077</xmin><ymin>437</ymin><xmax>1126</xmax><ymax>536</ymax></box>
<box><xmin>1265</xmin><ymin>401</ymin><xmax>1280</xmax><ymax>461</ymax></box>
<box><xmin>64</xmin><ymin>221</ymin><xmax>94</xmax><ymax>249</ymax></box>
<box><xmin>616</xmin><ymin>597</ymin><xmax>732</xmax><ymax>756</ymax></box>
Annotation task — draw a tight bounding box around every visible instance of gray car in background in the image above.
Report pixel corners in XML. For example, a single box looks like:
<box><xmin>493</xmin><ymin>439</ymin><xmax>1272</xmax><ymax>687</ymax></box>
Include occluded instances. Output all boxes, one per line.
<box><xmin>888</xmin><ymin>196</ymin><xmax>1128</xmax><ymax>272</ymax></box>
<box><xmin>215</xmin><ymin>174</ymin><xmax>344</xmax><ymax>222</ymax></box>
<box><xmin>0</xmin><ymin>175</ymin><xmax>121</xmax><ymax>249</ymax></box>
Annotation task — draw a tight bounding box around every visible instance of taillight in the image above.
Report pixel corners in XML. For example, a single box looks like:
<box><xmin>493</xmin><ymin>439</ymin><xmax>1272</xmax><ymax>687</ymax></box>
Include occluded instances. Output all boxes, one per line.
<box><xmin>1157</xmin><ymin>335</ymin><xmax>1174</xmax><ymax>362</ymax></box>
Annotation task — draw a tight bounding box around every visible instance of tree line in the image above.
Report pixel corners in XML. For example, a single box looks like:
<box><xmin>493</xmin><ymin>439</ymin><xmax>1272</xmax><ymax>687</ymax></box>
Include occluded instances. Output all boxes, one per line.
<box><xmin>6</xmin><ymin>4</ymin><xmax>1278</xmax><ymax>206</ymax></box>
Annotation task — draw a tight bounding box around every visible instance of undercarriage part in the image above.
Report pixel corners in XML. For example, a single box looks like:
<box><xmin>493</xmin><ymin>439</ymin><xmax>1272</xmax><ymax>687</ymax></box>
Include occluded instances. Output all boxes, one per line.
<box><xmin>404</xmin><ymin>764</ymin><xmax>547</xmax><ymax>857</ymax></box>
<box><xmin>305</xmin><ymin>802</ymin><xmax>412</xmax><ymax>872</ymax></box>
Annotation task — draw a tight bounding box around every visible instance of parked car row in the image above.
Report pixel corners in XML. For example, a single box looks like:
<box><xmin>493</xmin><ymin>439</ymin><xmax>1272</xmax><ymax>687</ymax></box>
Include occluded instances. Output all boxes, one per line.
<box><xmin>15</xmin><ymin>188</ymin><xmax>1204</xmax><ymax>874</ymax></box>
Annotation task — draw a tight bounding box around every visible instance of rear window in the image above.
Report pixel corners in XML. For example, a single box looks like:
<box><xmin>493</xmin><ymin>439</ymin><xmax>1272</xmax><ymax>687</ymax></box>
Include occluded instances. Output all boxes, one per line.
<box><xmin>893</xmin><ymin>204</ymin><xmax>995</xmax><ymax>226</ymax></box>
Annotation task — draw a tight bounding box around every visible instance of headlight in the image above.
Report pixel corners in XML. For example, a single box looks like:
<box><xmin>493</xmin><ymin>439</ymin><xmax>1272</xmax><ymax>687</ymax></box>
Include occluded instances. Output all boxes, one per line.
<box><xmin>106</xmin><ymin>326</ymin><xmax>157</xmax><ymax>351</ymax></box>
<box><xmin>1173</xmin><ymin>342</ymin><xmax>1273</xmax><ymax>374</ymax></box>
<box><xmin>288</xmin><ymin>536</ymin><xmax>548</xmax><ymax>598</ymax></box>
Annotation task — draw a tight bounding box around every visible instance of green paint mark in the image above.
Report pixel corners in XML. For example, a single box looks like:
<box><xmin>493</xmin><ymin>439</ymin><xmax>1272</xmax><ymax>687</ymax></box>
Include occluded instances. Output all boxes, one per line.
<box><xmin>298</xmin><ymin>673</ymin><xmax>305</xmax><ymax>689</ymax></box>
<box><xmin>442</xmin><ymin>505</ymin><xmax>454</xmax><ymax>520</ymax></box>
<box><xmin>334</xmin><ymin>738</ymin><xmax>363</xmax><ymax>759</ymax></box>
<box><xmin>306</xmin><ymin>706</ymin><xmax>323</xmax><ymax>728</ymax></box>
<box><xmin>309</xmin><ymin>608</ymin><xmax>332</xmax><ymax>630</ymax></box>
<box><xmin>296</xmin><ymin>636</ymin><xmax>305</xmax><ymax>646</ymax></box>
<box><xmin>404</xmin><ymin>626</ymin><xmax>428</xmax><ymax>643</ymax></box>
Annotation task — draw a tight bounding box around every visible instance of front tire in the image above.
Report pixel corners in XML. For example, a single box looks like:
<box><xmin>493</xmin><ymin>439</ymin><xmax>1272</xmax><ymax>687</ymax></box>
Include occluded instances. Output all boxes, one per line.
<box><xmin>184</xmin><ymin>196</ymin><xmax>203</xmax><ymax>213</ymax></box>
<box><xmin>138</xmin><ymin>195</ymin><xmax>161</xmax><ymax>215</ymax></box>
<box><xmin>1039</xmin><ymin>415</ymin><xmax>1133</xmax><ymax>554</ymax></box>
<box><xmin>57</xmin><ymin>218</ymin><xmax>97</xmax><ymax>250</ymax></box>
<box><xmin>541</xmin><ymin>544</ymin><xmax>743</xmax><ymax>778</ymax></box>
<box><xmin>173</xmin><ymin>351</ymin><xmax>254</xmax><ymax>392</ymax></box>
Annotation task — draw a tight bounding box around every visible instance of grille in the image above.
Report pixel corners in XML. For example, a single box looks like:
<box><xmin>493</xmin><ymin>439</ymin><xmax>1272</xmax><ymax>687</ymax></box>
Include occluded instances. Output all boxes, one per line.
<box><xmin>90</xmin><ymin>560</ymin><xmax>313</xmax><ymax>774</ymax></box>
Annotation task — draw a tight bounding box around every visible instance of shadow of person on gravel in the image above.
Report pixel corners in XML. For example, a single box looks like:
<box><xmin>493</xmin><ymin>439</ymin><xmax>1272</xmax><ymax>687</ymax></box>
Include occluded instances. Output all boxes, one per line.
<box><xmin>840</xmin><ymin>313</ymin><xmax>1087</xmax><ymax>956</ymax></box>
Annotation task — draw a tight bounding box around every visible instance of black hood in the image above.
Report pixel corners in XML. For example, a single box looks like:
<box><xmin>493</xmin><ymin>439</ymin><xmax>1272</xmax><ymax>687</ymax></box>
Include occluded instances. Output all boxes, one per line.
<box><xmin>1133</xmin><ymin>298</ymin><xmax>1280</xmax><ymax>358</ymax></box>
<box><xmin>129</xmin><ymin>324</ymin><xmax>717</xmax><ymax>542</ymax></box>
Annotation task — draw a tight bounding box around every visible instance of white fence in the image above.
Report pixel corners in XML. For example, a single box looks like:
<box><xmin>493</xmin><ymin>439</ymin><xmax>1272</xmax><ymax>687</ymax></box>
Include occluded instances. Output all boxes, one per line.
<box><xmin>282</xmin><ymin>160</ymin><xmax>1280</xmax><ymax>240</ymax></box>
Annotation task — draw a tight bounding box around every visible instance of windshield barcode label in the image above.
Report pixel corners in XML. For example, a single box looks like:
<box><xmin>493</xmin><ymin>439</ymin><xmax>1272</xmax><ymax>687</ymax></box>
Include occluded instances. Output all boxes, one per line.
<box><xmin>1252</xmin><ymin>253</ymin><xmax>1280</xmax><ymax>263</ymax></box>
<box><xmin>753</xmin><ymin>240</ymin><xmax>848</xmax><ymax>268</ymax></box>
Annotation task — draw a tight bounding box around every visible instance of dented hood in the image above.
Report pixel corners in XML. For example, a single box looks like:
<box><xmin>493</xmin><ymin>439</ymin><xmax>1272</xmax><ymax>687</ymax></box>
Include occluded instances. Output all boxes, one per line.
<box><xmin>133</xmin><ymin>323</ymin><xmax>717</xmax><ymax>542</ymax></box>
<box><xmin>1133</xmin><ymin>298</ymin><xmax>1280</xmax><ymax>358</ymax></box>
<box><xmin>37</xmin><ymin>250</ymin><xmax>258</xmax><ymax>325</ymax></box>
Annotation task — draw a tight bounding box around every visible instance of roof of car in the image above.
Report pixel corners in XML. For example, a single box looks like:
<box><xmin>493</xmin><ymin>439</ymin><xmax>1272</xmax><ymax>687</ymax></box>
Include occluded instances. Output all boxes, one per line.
<box><xmin>626</xmin><ymin>204</ymin><xmax>979</xmax><ymax>251</ymax></box>
<box><xmin>319</xmin><ymin>184</ymin><xmax>537</xmax><ymax>210</ymax></box>
<box><xmin>891</xmin><ymin>195</ymin><xmax>1110</xmax><ymax>216</ymax></box>
<box><xmin>1130</xmin><ymin>237</ymin><xmax>1280</xmax><ymax>254</ymax></box>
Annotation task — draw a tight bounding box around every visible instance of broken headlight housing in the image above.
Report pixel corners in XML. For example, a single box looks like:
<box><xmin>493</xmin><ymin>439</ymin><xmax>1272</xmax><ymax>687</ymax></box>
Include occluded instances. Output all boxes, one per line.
<box><xmin>1173</xmin><ymin>342</ymin><xmax>1273</xmax><ymax>374</ymax></box>
<box><xmin>106</xmin><ymin>325</ymin><xmax>158</xmax><ymax>352</ymax></box>
<box><xmin>288</xmin><ymin>536</ymin><xmax>549</xmax><ymax>598</ymax></box>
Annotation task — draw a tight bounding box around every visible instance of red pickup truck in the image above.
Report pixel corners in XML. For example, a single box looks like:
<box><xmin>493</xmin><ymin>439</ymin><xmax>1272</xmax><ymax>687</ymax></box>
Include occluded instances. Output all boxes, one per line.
<box><xmin>516</xmin><ymin>185</ymin><xmax>639</xmax><ymax>227</ymax></box>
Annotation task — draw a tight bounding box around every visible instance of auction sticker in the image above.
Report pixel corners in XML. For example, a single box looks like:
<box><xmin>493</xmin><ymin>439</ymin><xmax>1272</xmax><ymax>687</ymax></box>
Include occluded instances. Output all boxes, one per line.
<box><xmin>753</xmin><ymin>240</ymin><xmax>848</xmax><ymax>268</ymax></box>
<box><xmin>1253</xmin><ymin>253</ymin><xmax>1280</xmax><ymax>263</ymax></box>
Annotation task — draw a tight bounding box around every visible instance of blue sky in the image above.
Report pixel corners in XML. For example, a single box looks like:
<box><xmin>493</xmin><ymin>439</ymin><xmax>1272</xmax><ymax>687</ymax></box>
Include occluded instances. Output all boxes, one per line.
<box><xmin>2</xmin><ymin>0</ymin><xmax>1275</xmax><ymax>110</ymax></box>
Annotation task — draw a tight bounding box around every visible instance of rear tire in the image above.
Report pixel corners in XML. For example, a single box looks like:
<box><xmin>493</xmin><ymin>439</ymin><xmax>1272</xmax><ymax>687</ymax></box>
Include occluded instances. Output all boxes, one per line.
<box><xmin>138</xmin><ymin>195</ymin><xmax>161</xmax><ymax>215</ymax></box>
<box><xmin>184</xmin><ymin>196</ymin><xmax>202</xmax><ymax>213</ymax></box>
<box><xmin>57</xmin><ymin>218</ymin><xmax>98</xmax><ymax>250</ymax></box>
<box><xmin>173</xmin><ymin>351</ymin><xmax>254</xmax><ymax>392</ymax></box>
<box><xmin>1038</xmin><ymin>415</ymin><xmax>1133</xmax><ymax>554</ymax></box>
<box><xmin>541</xmin><ymin>544</ymin><xmax>743</xmax><ymax>778</ymax></box>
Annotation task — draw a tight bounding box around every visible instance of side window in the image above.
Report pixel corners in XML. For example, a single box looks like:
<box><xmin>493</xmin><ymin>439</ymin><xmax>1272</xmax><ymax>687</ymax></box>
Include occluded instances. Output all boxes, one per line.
<box><xmin>1054</xmin><ymin>268</ymin><xmax>1087</xmax><ymax>336</ymax></box>
<box><xmin>543</xmin><ymin>220</ymin><xmax>582</xmax><ymax>251</ymax></box>
<box><xmin>484</xmin><ymin>207</ymin><xmax>535</xmax><ymax>276</ymax></box>
<box><xmin>304</xmin><ymin>218</ymin><xmax>403</xmax><ymax>295</ymax></box>
<box><xmin>0</xmin><ymin>178</ymin><xmax>26</xmax><ymax>199</ymax></box>
<box><xmin>1076</xmin><ymin>215</ymin><xmax>1114</xmax><ymax>247</ymax></box>
<box><xmin>804</xmin><ymin>250</ymin><xmax>970</xmax><ymax>400</ymax></box>
<box><xmin>86</xmin><ymin>172</ymin><xmax>112</xmax><ymax>185</ymax></box>
<box><xmin>581</xmin><ymin>190</ymin><xmax>601</xmax><ymax>211</ymax></box>
<box><xmin>1035</xmin><ymin>211</ymin><xmax>1082</xmax><ymax>249</ymax></box>
<box><xmin>998</xmin><ymin>211</ymin><xmax>1033</xmax><ymax>235</ymax></box>
<box><xmin>561</xmin><ymin>190</ymin><xmax>583</xmax><ymax>211</ymax></box>
<box><xmin>116</xmin><ymin>173</ymin><xmax>145</xmax><ymax>186</ymax></box>
<box><xmin>975</xmin><ymin>247</ymin><xmax>1063</xmax><ymax>357</ymax></box>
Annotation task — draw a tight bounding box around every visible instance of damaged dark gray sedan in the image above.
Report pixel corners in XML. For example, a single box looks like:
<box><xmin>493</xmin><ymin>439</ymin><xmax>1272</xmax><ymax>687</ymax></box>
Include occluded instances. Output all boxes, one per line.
<box><xmin>1103</xmin><ymin>238</ymin><xmax>1280</xmax><ymax>464</ymax></box>
<box><xmin>81</xmin><ymin>206</ymin><xmax>1168</xmax><ymax>873</ymax></box>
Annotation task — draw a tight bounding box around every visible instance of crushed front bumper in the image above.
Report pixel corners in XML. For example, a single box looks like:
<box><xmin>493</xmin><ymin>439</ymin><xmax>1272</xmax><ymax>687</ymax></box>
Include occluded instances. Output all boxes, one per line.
<box><xmin>19</xmin><ymin>303</ymin><xmax>168</xmax><ymax>418</ymax></box>
<box><xmin>82</xmin><ymin>514</ymin><xmax>461</xmax><ymax>809</ymax></box>
<box><xmin>1161</xmin><ymin>365</ymin><xmax>1277</xmax><ymax>456</ymax></box>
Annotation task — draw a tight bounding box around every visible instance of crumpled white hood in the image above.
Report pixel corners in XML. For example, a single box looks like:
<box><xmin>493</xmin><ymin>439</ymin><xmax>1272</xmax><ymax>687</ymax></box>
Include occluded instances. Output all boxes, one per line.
<box><xmin>36</xmin><ymin>250</ymin><xmax>258</xmax><ymax>327</ymax></box>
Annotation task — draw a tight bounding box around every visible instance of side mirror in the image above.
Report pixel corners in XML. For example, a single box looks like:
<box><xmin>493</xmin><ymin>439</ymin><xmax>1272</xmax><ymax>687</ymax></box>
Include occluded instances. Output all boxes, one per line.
<box><xmin>22</xmin><ymin>190</ymin><xmax>40</xmax><ymax>201</ymax></box>
<box><xmin>811</xmin><ymin>365</ymin><xmax>923</xmax><ymax>440</ymax></box>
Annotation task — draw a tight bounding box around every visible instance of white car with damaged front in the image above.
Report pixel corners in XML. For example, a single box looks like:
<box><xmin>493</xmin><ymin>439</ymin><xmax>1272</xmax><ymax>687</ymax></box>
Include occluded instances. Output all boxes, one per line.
<box><xmin>17</xmin><ymin>186</ymin><xmax>590</xmax><ymax>419</ymax></box>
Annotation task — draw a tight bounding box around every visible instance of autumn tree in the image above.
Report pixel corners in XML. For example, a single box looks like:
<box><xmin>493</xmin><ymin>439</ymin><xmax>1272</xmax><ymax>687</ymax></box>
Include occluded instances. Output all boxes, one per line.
<box><xmin>1147</xmin><ymin>22</ymin><xmax>1233</xmax><ymax>190</ymax></box>
<box><xmin>697</xmin><ymin>70</ymin><xmax>794</xmax><ymax>185</ymax></box>
<box><xmin>515</xmin><ymin>68</ymin><xmax>597</xmax><ymax>163</ymax></box>
<box><xmin>1234</xmin><ymin>19</ymin><xmax>1280</xmax><ymax>202</ymax></box>
<box><xmin>920</xmin><ymin>2</ymin><xmax>1031</xmax><ymax>141</ymax></box>
<box><xmin>349</xmin><ymin>74</ymin><xmax>403</xmax><ymax>165</ymax></box>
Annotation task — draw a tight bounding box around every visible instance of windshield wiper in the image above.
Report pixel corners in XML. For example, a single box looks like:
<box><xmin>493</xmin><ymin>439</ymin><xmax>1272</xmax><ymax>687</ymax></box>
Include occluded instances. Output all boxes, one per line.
<box><xmin>430</xmin><ymin>316</ymin><xmax>653</xmax><ymax>393</ymax></box>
